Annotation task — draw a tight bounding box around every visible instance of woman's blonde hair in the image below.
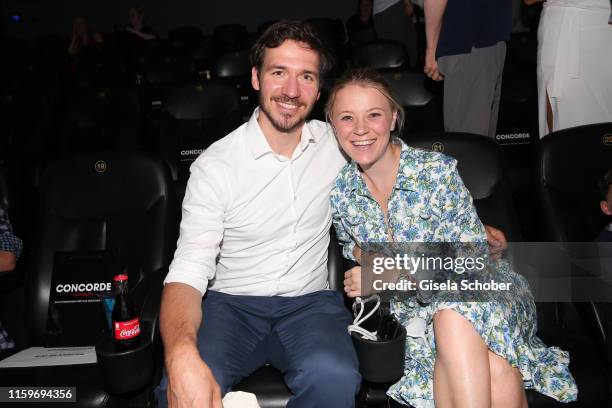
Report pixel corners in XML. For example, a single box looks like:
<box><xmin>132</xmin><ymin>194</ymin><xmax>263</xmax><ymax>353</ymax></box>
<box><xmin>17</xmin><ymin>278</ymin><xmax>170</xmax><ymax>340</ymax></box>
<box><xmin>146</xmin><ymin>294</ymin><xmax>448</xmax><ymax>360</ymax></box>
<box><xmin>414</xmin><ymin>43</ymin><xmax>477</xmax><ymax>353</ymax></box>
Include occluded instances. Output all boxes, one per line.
<box><xmin>325</xmin><ymin>67</ymin><xmax>405</xmax><ymax>136</ymax></box>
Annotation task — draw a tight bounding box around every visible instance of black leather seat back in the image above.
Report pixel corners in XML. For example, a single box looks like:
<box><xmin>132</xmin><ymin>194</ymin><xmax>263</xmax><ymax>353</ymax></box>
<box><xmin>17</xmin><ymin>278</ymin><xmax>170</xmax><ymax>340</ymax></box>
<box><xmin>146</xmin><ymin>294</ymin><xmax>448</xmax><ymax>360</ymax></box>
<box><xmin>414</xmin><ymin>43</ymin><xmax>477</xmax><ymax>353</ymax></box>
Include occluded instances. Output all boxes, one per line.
<box><xmin>0</xmin><ymin>165</ymin><xmax>10</xmax><ymax>213</ymax></box>
<box><xmin>407</xmin><ymin>132</ymin><xmax>523</xmax><ymax>241</ymax></box>
<box><xmin>168</xmin><ymin>26</ymin><xmax>204</xmax><ymax>51</ymax></box>
<box><xmin>212</xmin><ymin>24</ymin><xmax>249</xmax><ymax>53</ymax></box>
<box><xmin>352</xmin><ymin>40</ymin><xmax>408</xmax><ymax>70</ymax></box>
<box><xmin>327</xmin><ymin>231</ymin><xmax>345</xmax><ymax>292</ymax></box>
<box><xmin>63</xmin><ymin>87</ymin><xmax>143</xmax><ymax>153</ymax></box>
<box><xmin>306</xmin><ymin>18</ymin><xmax>346</xmax><ymax>54</ymax></box>
<box><xmin>382</xmin><ymin>69</ymin><xmax>442</xmax><ymax>136</ymax></box>
<box><xmin>145</xmin><ymin>47</ymin><xmax>196</xmax><ymax>86</ymax></box>
<box><xmin>25</xmin><ymin>153</ymin><xmax>175</xmax><ymax>344</ymax></box>
<box><xmin>0</xmin><ymin>85</ymin><xmax>49</xmax><ymax>162</ymax></box>
<box><xmin>537</xmin><ymin>123</ymin><xmax>612</xmax><ymax>241</ymax></box>
<box><xmin>211</xmin><ymin>50</ymin><xmax>251</xmax><ymax>79</ymax></box>
<box><xmin>159</xmin><ymin>80</ymin><xmax>242</xmax><ymax>184</ymax></box>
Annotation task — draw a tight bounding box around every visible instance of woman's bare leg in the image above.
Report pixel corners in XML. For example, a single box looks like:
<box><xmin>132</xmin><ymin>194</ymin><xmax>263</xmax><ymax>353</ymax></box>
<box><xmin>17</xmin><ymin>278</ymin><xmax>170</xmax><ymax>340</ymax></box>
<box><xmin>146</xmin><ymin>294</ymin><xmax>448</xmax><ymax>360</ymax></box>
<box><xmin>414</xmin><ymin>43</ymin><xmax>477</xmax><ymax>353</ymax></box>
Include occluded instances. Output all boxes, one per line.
<box><xmin>433</xmin><ymin>309</ymin><xmax>526</xmax><ymax>408</ymax></box>
<box><xmin>433</xmin><ymin>309</ymin><xmax>491</xmax><ymax>408</ymax></box>
<box><xmin>489</xmin><ymin>351</ymin><xmax>527</xmax><ymax>408</ymax></box>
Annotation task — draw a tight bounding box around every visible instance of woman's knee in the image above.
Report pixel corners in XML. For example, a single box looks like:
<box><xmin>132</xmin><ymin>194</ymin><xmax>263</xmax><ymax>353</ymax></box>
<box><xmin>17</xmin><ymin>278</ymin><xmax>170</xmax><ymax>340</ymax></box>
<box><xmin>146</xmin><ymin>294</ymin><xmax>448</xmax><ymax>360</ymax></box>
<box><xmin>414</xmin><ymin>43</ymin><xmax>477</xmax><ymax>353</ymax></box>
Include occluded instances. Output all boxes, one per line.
<box><xmin>433</xmin><ymin>309</ymin><xmax>487</xmax><ymax>356</ymax></box>
<box><xmin>488</xmin><ymin>351</ymin><xmax>521</xmax><ymax>386</ymax></box>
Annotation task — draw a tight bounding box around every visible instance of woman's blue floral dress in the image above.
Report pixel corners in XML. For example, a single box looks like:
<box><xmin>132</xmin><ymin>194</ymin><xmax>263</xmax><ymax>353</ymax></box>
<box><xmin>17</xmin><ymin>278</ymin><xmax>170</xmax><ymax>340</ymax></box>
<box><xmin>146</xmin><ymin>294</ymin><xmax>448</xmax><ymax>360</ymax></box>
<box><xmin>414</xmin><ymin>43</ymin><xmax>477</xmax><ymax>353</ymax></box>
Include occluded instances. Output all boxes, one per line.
<box><xmin>330</xmin><ymin>140</ymin><xmax>578</xmax><ymax>407</ymax></box>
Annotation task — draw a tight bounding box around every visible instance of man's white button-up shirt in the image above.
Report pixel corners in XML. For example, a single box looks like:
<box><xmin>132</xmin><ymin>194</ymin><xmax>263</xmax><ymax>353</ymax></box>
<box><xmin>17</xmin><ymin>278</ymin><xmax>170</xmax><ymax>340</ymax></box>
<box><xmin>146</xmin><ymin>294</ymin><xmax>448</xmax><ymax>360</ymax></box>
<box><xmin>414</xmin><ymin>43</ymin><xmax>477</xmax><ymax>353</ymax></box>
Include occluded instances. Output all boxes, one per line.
<box><xmin>164</xmin><ymin>109</ymin><xmax>348</xmax><ymax>296</ymax></box>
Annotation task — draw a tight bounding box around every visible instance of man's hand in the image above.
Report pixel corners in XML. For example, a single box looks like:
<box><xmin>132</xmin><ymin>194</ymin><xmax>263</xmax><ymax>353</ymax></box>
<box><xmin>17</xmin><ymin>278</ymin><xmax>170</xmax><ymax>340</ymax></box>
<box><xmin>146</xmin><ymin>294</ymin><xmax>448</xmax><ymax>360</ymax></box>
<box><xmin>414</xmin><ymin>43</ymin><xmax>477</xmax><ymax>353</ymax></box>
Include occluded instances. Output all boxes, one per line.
<box><xmin>484</xmin><ymin>225</ymin><xmax>508</xmax><ymax>261</ymax></box>
<box><xmin>424</xmin><ymin>49</ymin><xmax>443</xmax><ymax>81</ymax></box>
<box><xmin>0</xmin><ymin>250</ymin><xmax>16</xmax><ymax>273</ymax></box>
<box><xmin>166</xmin><ymin>347</ymin><xmax>223</xmax><ymax>408</ymax></box>
<box><xmin>344</xmin><ymin>265</ymin><xmax>362</xmax><ymax>298</ymax></box>
<box><xmin>160</xmin><ymin>283</ymin><xmax>219</xmax><ymax>407</ymax></box>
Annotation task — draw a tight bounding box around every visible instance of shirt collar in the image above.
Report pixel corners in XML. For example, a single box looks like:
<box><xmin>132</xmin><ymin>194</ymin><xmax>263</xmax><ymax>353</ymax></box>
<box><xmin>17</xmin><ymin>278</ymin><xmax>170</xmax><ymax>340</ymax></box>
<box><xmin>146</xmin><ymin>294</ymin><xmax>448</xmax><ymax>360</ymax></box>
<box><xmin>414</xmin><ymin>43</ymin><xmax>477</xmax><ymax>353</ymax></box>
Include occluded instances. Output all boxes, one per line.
<box><xmin>245</xmin><ymin>107</ymin><xmax>319</xmax><ymax>160</ymax></box>
<box><xmin>346</xmin><ymin>138</ymin><xmax>421</xmax><ymax>195</ymax></box>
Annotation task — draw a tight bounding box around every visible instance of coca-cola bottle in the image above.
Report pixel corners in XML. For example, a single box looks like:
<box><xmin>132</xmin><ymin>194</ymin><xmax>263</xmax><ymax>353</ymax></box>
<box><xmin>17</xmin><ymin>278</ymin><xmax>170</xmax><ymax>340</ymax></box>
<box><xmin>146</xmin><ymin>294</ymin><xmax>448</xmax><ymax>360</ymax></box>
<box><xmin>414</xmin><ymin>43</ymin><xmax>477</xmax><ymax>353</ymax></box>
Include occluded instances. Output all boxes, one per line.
<box><xmin>111</xmin><ymin>274</ymin><xmax>141</xmax><ymax>351</ymax></box>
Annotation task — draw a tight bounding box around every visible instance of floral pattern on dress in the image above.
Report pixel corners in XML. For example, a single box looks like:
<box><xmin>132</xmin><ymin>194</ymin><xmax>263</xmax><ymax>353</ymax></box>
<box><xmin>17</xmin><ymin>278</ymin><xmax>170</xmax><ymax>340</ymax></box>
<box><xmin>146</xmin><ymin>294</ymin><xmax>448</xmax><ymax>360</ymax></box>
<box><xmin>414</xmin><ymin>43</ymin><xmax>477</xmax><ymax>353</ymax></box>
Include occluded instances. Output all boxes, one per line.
<box><xmin>330</xmin><ymin>139</ymin><xmax>578</xmax><ymax>407</ymax></box>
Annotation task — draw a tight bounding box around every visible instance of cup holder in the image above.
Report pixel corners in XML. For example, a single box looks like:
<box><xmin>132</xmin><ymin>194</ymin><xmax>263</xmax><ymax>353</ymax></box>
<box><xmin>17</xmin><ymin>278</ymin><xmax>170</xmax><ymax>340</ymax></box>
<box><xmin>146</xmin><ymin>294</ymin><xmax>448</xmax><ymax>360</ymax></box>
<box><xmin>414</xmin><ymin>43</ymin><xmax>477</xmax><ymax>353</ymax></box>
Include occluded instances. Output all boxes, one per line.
<box><xmin>95</xmin><ymin>323</ymin><xmax>153</xmax><ymax>395</ymax></box>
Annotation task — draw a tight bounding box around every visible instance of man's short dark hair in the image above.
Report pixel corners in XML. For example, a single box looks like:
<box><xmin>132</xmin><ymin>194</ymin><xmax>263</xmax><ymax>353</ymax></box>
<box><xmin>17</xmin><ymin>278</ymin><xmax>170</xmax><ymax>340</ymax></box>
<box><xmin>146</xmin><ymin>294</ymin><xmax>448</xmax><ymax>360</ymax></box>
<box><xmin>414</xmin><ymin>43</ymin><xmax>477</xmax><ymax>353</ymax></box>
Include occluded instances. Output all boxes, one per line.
<box><xmin>249</xmin><ymin>20</ymin><xmax>334</xmax><ymax>83</ymax></box>
<box><xmin>598</xmin><ymin>169</ymin><xmax>612</xmax><ymax>200</ymax></box>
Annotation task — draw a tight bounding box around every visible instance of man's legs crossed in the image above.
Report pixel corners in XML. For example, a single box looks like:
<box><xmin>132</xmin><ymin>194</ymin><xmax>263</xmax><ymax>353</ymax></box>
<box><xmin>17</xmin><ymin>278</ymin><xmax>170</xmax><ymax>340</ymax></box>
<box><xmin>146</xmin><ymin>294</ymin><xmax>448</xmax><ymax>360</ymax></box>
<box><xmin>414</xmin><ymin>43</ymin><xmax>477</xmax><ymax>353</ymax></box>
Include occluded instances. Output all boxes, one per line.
<box><xmin>268</xmin><ymin>290</ymin><xmax>361</xmax><ymax>408</ymax></box>
<box><xmin>155</xmin><ymin>291</ymin><xmax>272</xmax><ymax>407</ymax></box>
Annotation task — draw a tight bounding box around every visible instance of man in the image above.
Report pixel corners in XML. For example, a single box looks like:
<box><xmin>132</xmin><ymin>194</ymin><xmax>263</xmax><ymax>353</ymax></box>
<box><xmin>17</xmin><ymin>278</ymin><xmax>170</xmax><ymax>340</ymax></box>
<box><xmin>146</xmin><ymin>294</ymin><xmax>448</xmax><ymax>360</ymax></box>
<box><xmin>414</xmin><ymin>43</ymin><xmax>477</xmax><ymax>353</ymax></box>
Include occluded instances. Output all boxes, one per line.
<box><xmin>157</xmin><ymin>21</ymin><xmax>361</xmax><ymax>408</ymax></box>
<box><xmin>157</xmin><ymin>20</ymin><xmax>509</xmax><ymax>408</ymax></box>
<box><xmin>423</xmin><ymin>0</ymin><xmax>512</xmax><ymax>137</ymax></box>
<box><xmin>0</xmin><ymin>205</ymin><xmax>22</xmax><ymax>352</ymax></box>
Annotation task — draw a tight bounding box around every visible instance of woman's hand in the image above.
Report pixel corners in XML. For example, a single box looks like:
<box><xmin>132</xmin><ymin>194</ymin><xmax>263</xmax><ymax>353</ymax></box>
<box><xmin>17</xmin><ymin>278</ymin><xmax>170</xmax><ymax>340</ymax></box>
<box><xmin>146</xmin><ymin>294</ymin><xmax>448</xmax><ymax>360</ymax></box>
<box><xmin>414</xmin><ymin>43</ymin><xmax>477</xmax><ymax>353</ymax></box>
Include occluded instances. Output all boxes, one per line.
<box><xmin>484</xmin><ymin>225</ymin><xmax>507</xmax><ymax>261</ymax></box>
<box><xmin>344</xmin><ymin>265</ymin><xmax>362</xmax><ymax>298</ymax></box>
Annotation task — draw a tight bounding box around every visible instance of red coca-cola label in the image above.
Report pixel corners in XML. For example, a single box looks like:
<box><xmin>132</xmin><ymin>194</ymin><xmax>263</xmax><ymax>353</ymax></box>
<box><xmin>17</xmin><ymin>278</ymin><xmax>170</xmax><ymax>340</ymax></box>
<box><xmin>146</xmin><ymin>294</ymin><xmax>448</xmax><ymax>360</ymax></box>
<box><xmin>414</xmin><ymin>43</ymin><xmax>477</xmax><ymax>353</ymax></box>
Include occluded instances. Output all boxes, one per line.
<box><xmin>113</xmin><ymin>318</ymin><xmax>140</xmax><ymax>340</ymax></box>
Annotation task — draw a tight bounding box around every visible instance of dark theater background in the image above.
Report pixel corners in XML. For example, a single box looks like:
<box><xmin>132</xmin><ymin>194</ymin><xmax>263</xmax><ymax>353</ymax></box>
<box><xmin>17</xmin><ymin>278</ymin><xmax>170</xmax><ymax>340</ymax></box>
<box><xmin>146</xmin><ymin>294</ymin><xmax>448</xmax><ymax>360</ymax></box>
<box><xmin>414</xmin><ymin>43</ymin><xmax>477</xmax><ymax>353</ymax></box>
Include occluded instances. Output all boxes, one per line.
<box><xmin>0</xmin><ymin>1</ymin><xmax>611</xmax><ymax>407</ymax></box>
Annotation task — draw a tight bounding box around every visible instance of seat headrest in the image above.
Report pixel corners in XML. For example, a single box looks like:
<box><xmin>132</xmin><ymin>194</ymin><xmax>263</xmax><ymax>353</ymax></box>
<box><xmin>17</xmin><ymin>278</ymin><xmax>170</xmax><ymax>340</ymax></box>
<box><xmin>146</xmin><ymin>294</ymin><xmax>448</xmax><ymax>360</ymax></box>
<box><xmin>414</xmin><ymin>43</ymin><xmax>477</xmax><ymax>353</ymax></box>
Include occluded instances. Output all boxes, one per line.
<box><xmin>540</xmin><ymin>123</ymin><xmax>612</xmax><ymax>199</ymax></box>
<box><xmin>163</xmin><ymin>81</ymin><xmax>241</xmax><ymax>120</ymax></box>
<box><xmin>406</xmin><ymin>133</ymin><xmax>504</xmax><ymax>200</ymax></box>
<box><xmin>381</xmin><ymin>69</ymin><xmax>434</xmax><ymax>108</ymax></box>
<box><xmin>41</xmin><ymin>153</ymin><xmax>172</xmax><ymax>218</ymax></box>
<box><xmin>352</xmin><ymin>40</ymin><xmax>408</xmax><ymax>70</ymax></box>
<box><xmin>0</xmin><ymin>167</ymin><xmax>9</xmax><ymax>211</ymax></box>
<box><xmin>211</xmin><ymin>51</ymin><xmax>251</xmax><ymax>78</ymax></box>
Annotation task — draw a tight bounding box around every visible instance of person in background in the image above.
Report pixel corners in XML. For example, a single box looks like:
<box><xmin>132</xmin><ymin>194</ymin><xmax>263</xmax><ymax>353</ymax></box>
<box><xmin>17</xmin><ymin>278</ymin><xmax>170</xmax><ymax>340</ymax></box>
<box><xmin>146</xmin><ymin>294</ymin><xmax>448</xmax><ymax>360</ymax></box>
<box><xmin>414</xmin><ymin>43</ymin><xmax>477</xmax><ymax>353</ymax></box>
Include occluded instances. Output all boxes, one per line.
<box><xmin>68</xmin><ymin>16</ymin><xmax>103</xmax><ymax>56</ymax></box>
<box><xmin>524</xmin><ymin>0</ymin><xmax>612</xmax><ymax>138</ymax></box>
<box><xmin>423</xmin><ymin>0</ymin><xmax>511</xmax><ymax>138</ymax></box>
<box><xmin>125</xmin><ymin>6</ymin><xmax>158</xmax><ymax>41</ymax></box>
<box><xmin>0</xmin><ymin>206</ymin><xmax>23</xmax><ymax>352</ymax></box>
<box><xmin>372</xmin><ymin>0</ymin><xmax>418</xmax><ymax>67</ymax></box>
<box><xmin>346</xmin><ymin>0</ymin><xmax>377</xmax><ymax>47</ymax></box>
<box><xmin>596</xmin><ymin>169</ymin><xmax>612</xmax><ymax>242</ymax></box>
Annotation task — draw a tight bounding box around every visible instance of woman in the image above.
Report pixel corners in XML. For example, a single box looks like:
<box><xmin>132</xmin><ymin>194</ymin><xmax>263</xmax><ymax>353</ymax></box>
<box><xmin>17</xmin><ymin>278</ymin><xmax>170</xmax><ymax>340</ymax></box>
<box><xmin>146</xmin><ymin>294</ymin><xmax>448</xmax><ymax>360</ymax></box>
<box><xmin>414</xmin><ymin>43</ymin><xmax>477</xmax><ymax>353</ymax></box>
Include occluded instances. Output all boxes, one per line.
<box><xmin>327</xmin><ymin>68</ymin><xmax>577</xmax><ymax>407</ymax></box>
<box><xmin>526</xmin><ymin>0</ymin><xmax>612</xmax><ymax>137</ymax></box>
<box><xmin>68</xmin><ymin>16</ymin><xmax>103</xmax><ymax>56</ymax></box>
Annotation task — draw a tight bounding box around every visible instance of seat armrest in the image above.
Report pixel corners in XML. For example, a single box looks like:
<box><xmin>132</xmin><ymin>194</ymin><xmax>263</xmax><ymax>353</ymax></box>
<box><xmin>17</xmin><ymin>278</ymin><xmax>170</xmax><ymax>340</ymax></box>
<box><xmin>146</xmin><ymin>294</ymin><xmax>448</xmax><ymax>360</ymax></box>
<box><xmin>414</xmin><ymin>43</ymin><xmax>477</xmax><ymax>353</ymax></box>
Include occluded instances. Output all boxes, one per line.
<box><xmin>132</xmin><ymin>267</ymin><xmax>167</xmax><ymax>344</ymax></box>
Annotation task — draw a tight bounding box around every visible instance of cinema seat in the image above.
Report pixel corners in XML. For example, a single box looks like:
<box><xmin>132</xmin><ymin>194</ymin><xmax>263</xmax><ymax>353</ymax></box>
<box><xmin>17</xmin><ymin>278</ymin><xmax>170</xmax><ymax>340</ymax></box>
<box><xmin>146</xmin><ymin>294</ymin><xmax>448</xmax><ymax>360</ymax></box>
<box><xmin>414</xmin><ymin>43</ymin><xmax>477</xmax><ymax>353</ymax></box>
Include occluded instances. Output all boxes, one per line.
<box><xmin>351</xmin><ymin>40</ymin><xmax>408</xmax><ymax>70</ymax></box>
<box><xmin>408</xmin><ymin>132</ymin><xmax>523</xmax><ymax>241</ymax></box>
<box><xmin>0</xmin><ymin>153</ymin><xmax>177</xmax><ymax>408</ymax></box>
<box><xmin>211</xmin><ymin>50</ymin><xmax>255</xmax><ymax>120</ymax></box>
<box><xmin>62</xmin><ymin>86</ymin><xmax>143</xmax><ymax>153</ymax></box>
<box><xmin>157</xmin><ymin>80</ymin><xmax>242</xmax><ymax>199</ymax></box>
<box><xmin>212</xmin><ymin>24</ymin><xmax>249</xmax><ymax>53</ymax></box>
<box><xmin>538</xmin><ymin>123</ymin><xmax>612</xmax><ymax>242</ymax></box>
<box><xmin>167</xmin><ymin>26</ymin><xmax>204</xmax><ymax>52</ymax></box>
<box><xmin>535</xmin><ymin>122</ymin><xmax>612</xmax><ymax>407</ymax></box>
<box><xmin>381</xmin><ymin>69</ymin><xmax>442</xmax><ymax>136</ymax></box>
<box><xmin>0</xmin><ymin>166</ymin><xmax>8</xmax><ymax>208</ymax></box>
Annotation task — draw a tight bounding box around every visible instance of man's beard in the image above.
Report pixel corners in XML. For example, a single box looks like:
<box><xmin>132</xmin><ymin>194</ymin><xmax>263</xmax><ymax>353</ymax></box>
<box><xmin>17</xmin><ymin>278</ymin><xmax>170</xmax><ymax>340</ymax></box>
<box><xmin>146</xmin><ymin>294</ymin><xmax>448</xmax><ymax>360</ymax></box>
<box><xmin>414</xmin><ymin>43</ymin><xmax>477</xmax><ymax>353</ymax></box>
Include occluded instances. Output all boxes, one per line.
<box><xmin>259</xmin><ymin>95</ymin><xmax>312</xmax><ymax>133</ymax></box>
